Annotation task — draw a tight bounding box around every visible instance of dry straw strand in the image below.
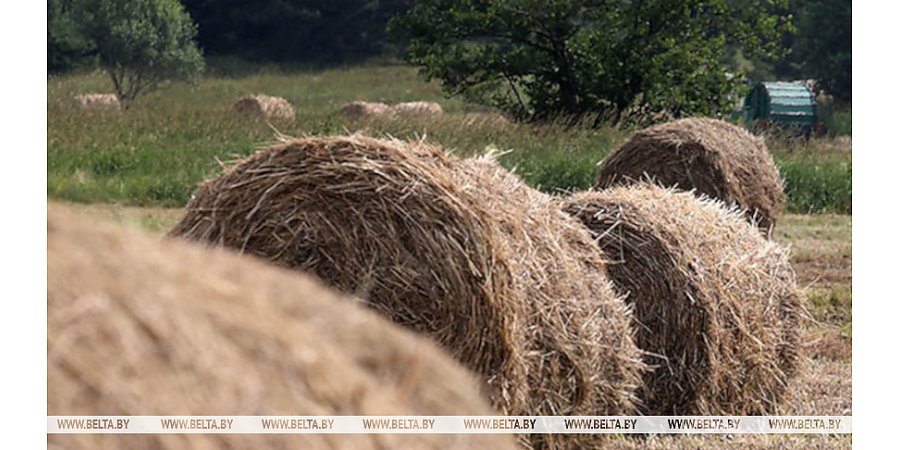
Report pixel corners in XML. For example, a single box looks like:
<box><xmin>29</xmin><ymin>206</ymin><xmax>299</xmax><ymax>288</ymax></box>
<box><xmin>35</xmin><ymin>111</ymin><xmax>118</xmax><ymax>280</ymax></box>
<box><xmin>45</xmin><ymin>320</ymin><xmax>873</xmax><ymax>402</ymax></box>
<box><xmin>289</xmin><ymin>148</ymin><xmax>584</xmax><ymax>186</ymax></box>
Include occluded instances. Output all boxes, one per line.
<box><xmin>595</xmin><ymin>117</ymin><xmax>786</xmax><ymax>232</ymax></box>
<box><xmin>561</xmin><ymin>184</ymin><xmax>804</xmax><ymax>416</ymax></box>
<box><xmin>48</xmin><ymin>203</ymin><xmax>515</xmax><ymax>450</ymax></box>
<box><xmin>169</xmin><ymin>136</ymin><xmax>644</xmax><ymax>450</ymax></box>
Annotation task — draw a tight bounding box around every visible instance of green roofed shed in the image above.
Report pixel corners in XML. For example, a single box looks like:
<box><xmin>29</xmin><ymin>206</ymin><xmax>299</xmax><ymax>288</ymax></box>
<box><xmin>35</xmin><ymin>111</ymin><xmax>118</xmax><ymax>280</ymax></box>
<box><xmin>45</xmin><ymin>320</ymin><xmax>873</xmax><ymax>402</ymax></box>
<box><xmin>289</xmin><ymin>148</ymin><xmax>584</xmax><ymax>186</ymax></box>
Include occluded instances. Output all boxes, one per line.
<box><xmin>743</xmin><ymin>81</ymin><xmax>817</xmax><ymax>134</ymax></box>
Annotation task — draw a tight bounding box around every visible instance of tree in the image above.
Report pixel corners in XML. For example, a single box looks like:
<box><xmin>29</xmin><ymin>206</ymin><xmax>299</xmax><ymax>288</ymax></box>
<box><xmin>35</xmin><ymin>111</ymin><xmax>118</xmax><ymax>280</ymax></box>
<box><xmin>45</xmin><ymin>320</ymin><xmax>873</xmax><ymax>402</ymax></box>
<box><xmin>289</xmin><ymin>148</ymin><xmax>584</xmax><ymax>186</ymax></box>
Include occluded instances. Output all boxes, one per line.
<box><xmin>391</xmin><ymin>0</ymin><xmax>792</xmax><ymax>123</ymax></box>
<box><xmin>75</xmin><ymin>0</ymin><xmax>205</xmax><ymax>109</ymax></box>
<box><xmin>793</xmin><ymin>0</ymin><xmax>851</xmax><ymax>103</ymax></box>
<box><xmin>48</xmin><ymin>0</ymin><xmax>95</xmax><ymax>73</ymax></box>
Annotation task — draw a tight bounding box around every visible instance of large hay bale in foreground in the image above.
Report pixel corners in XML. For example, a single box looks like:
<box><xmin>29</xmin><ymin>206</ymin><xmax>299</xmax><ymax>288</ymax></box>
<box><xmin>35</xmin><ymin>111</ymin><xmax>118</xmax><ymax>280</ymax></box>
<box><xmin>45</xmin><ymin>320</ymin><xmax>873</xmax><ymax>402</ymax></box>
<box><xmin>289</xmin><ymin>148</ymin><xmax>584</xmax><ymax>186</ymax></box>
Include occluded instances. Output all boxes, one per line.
<box><xmin>169</xmin><ymin>136</ymin><xmax>644</xmax><ymax>450</ymax></box>
<box><xmin>595</xmin><ymin>117</ymin><xmax>786</xmax><ymax>232</ymax></box>
<box><xmin>339</xmin><ymin>101</ymin><xmax>391</xmax><ymax>118</ymax></box>
<box><xmin>393</xmin><ymin>101</ymin><xmax>444</xmax><ymax>116</ymax></box>
<box><xmin>48</xmin><ymin>204</ymin><xmax>515</xmax><ymax>450</ymax></box>
<box><xmin>561</xmin><ymin>185</ymin><xmax>804</xmax><ymax>415</ymax></box>
<box><xmin>233</xmin><ymin>94</ymin><xmax>295</xmax><ymax>120</ymax></box>
<box><xmin>73</xmin><ymin>93</ymin><xmax>121</xmax><ymax>111</ymax></box>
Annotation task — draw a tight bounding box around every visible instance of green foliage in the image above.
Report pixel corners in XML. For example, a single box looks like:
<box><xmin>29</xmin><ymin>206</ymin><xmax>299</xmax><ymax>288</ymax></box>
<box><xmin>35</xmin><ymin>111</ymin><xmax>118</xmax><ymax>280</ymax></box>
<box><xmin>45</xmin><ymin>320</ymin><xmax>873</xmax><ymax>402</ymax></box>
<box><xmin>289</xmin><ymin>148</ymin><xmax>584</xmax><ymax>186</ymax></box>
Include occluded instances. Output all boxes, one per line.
<box><xmin>48</xmin><ymin>0</ymin><xmax>95</xmax><ymax>73</ymax></box>
<box><xmin>793</xmin><ymin>0</ymin><xmax>851</xmax><ymax>103</ymax></box>
<box><xmin>825</xmin><ymin>108</ymin><xmax>852</xmax><ymax>136</ymax></box>
<box><xmin>777</xmin><ymin>154</ymin><xmax>851</xmax><ymax>214</ymax></box>
<box><xmin>817</xmin><ymin>94</ymin><xmax>852</xmax><ymax>136</ymax></box>
<box><xmin>392</xmin><ymin>0</ymin><xmax>792</xmax><ymax>123</ymax></box>
<box><xmin>74</xmin><ymin>0</ymin><xmax>205</xmax><ymax>108</ymax></box>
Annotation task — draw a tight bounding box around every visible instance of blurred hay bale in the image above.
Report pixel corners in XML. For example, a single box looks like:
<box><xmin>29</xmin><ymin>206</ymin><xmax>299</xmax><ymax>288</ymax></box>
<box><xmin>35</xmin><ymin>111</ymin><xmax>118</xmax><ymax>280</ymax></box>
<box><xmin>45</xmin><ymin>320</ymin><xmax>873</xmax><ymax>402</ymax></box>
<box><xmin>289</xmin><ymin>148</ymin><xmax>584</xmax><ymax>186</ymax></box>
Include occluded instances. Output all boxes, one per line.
<box><xmin>73</xmin><ymin>93</ymin><xmax>121</xmax><ymax>111</ymax></box>
<box><xmin>48</xmin><ymin>204</ymin><xmax>515</xmax><ymax>450</ymax></box>
<box><xmin>595</xmin><ymin>117</ymin><xmax>786</xmax><ymax>232</ymax></box>
<box><xmin>561</xmin><ymin>184</ymin><xmax>804</xmax><ymax>415</ymax></box>
<box><xmin>233</xmin><ymin>94</ymin><xmax>295</xmax><ymax>121</ymax></box>
<box><xmin>392</xmin><ymin>101</ymin><xmax>444</xmax><ymax>116</ymax></box>
<box><xmin>169</xmin><ymin>136</ymin><xmax>644</xmax><ymax>450</ymax></box>
<box><xmin>339</xmin><ymin>101</ymin><xmax>391</xmax><ymax>118</ymax></box>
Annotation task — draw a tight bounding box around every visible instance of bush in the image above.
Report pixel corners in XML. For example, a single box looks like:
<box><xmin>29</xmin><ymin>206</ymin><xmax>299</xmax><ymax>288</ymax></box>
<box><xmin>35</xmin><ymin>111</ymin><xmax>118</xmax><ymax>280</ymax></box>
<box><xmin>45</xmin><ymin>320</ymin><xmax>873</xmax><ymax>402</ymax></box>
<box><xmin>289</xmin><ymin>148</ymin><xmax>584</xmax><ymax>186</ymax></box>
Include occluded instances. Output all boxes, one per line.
<box><xmin>75</xmin><ymin>0</ymin><xmax>205</xmax><ymax>109</ymax></box>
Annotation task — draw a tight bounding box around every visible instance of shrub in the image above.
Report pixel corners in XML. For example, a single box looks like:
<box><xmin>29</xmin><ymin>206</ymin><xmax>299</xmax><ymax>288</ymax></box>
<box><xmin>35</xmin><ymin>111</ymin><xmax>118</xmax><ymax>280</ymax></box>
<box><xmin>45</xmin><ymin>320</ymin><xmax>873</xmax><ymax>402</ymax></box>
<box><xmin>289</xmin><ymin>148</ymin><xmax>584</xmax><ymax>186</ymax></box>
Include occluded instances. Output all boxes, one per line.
<box><xmin>75</xmin><ymin>0</ymin><xmax>205</xmax><ymax>109</ymax></box>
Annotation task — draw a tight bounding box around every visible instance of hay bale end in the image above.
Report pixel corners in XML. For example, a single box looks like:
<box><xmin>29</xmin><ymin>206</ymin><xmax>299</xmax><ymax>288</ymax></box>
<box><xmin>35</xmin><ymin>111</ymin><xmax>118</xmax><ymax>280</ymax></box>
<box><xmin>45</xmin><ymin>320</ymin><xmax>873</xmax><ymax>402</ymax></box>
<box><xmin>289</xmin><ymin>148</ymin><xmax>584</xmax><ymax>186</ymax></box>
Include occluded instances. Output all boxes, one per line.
<box><xmin>561</xmin><ymin>185</ymin><xmax>804</xmax><ymax>415</ymax></box>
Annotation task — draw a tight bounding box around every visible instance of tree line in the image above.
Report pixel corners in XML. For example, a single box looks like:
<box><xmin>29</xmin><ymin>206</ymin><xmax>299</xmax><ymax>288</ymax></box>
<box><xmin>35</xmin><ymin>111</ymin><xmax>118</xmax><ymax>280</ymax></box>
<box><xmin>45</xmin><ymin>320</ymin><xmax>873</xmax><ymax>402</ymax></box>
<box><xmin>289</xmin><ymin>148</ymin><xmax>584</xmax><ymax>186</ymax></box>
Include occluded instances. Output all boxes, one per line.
<box><xmin>48</xmin><ymin>0</ymin><xmax>850</xmax><ymax>119</ymax></box>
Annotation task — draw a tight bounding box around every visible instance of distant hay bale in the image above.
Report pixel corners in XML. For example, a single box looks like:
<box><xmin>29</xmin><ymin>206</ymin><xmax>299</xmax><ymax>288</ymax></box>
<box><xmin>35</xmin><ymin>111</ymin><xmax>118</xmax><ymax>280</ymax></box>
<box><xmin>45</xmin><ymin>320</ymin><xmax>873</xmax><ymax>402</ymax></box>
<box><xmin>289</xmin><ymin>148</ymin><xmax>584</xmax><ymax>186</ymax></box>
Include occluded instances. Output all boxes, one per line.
<box><xmin>233</xmin><ymin>94</ymin><xmax>295</xmax><ymax>121</ymax></box>
<box><xmin>392</xmin><ymin>101</ymin><xmax>444</xmax><ymax>116</ymax></box>
<box><xmin>561</xmin><ymin>184</ymin><xmax>804</xmax><ymax>416</ymax></box>
<box><xmin>48</xmin><ymin>204</ymin><xmax>516</xmax><ymax>450</ymax></box>
<box><xmin>73</xmin><ymin>93</ymin><xmax>120</xmax><ymax>111</ymax></box>
<box><xmin>169</xmin><ymin>136</ymin><xmax>644</xmax><ymax>450</ymax></box>
<box><xmin>339</xmin><ymin>101</ymin><xmax>391</xmax><ymax>118</ymax></box>
<box><xmin>594</xmin><ymin>117</ymin><xmax>786</xmax><ymax>232</ymax></box>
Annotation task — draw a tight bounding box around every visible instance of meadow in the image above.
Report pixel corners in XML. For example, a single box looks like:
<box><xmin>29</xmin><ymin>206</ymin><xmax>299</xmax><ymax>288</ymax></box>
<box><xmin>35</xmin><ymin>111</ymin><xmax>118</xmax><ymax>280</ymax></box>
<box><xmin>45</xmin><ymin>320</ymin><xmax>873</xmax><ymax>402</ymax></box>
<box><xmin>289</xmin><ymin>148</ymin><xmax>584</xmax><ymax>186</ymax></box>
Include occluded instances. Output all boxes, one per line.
<box><xmin>48</xmin><ymin>65</ymin><xmax>850</xmax><ymax>214</ymax></box>
<box><xmin>49</xmin><ymin>63</ymin><xmax>851</xmax><ymax>449</ymax></box>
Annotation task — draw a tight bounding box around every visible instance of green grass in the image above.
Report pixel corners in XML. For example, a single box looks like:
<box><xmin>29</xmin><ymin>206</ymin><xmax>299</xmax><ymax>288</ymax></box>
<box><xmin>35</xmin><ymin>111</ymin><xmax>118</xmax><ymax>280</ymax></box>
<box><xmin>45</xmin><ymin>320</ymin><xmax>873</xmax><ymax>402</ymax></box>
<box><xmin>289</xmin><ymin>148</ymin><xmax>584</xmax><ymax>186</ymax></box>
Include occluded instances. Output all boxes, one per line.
<box><xmin>807</xmin><ymin>287</ymin><xmax>852</xmax><ymax>333</ymax></box>
<box><xmin>826</xmin><ymin>108</ymin><xmax>852</xmax><ymax>136</ymax></box>
<box><xmin>48</xmin><ymin>65</ymin><xmax>851</xmax><ymax>212</ymax></box>
<box><xmin>777</xmin><ymin>154</ymin><xmax>852</xmax><ymax>214</ymax></box>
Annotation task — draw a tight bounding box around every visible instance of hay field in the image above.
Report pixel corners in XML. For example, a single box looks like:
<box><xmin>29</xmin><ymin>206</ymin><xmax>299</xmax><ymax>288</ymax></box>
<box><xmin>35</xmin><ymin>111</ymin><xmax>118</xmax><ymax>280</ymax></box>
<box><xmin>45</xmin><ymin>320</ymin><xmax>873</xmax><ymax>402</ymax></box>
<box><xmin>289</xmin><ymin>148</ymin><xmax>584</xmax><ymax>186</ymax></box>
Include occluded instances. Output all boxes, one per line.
<box><xmin>59</xmin><ymin>202</ymin><xmax>852</xmax><ymax>448</ymax></box>
<box><xmin>48</xmin><ymin>65</ymin><xmax>849</xmax><ymax>213</ymax></box>
<box><xmin>49</xmin><ymin>63</ymin><xmax>850</xmax><ymax>449</ymax></box>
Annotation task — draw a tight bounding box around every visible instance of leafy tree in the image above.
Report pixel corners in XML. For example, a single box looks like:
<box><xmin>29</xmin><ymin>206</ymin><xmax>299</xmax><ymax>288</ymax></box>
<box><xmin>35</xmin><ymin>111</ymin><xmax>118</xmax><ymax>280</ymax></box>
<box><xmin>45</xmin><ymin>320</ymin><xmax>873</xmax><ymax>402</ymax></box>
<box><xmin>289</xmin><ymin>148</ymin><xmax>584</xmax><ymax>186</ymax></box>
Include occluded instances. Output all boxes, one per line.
<box><xmin>48</xmin><ymin>0</ymin><xmax>95</xmax><ymax>73</ymax></box>
<box><xmin>793</xmin><ymin>0</ymin><xmax>851</xmax><ymax>103</ymax></box>
<box><xmin>75</xmin><ymin>0</ymin><xmax>205</xmax><ymax>109</ymax></box>
<box><xmin>392</xmin><ymin>0</ymin><xmax>792</xmax><ymax>123</ymax></box>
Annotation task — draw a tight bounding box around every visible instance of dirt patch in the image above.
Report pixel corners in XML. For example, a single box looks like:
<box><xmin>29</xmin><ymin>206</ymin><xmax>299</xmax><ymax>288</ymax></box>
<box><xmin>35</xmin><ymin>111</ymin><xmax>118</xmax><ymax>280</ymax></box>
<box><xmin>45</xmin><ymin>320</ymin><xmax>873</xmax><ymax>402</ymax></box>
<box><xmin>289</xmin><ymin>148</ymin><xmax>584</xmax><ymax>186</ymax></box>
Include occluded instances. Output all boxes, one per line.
<box><xmin>777</xmin><ymin>214</ymin><xmax>851</xmax><ymax>289</ymax></box>
<box><xmin>793</xmin><ymin>253</ymin><xmax>852</xmax><ymax>288</ymax></box>
<box><xmin>605</xmin><ymin>326</ymin><xmax>851</xmax><ymax>449</ymax></box>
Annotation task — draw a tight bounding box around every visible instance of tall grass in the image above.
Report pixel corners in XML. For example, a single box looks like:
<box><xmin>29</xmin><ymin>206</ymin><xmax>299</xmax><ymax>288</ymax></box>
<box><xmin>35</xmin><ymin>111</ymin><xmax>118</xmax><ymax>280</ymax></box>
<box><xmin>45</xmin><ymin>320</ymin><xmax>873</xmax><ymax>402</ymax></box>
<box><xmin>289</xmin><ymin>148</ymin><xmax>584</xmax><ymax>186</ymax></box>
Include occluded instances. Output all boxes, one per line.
<box><xmin>48</xmin><ymin>66</ymin><xmax>851</xmax><ymax>213</ymax></box>
<box><xmin>777</xmin><ymin>155</ymin><xmax>851</xmax><ymax>214</ymax></box>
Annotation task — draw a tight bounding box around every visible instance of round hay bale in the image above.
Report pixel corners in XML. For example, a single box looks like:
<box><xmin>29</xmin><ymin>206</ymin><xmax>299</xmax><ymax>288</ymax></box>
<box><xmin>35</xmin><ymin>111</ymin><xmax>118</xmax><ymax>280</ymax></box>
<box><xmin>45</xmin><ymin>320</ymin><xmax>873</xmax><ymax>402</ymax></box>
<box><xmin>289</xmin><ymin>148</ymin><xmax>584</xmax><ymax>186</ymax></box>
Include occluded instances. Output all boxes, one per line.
<box><xmin>392</xmin><ymin>101</ymin><xmax>444</xmax><ymax>116</ymax></box>
<box><xmin>561</xmin><ymin>184</ymin><xmax>804</xmax><ymax>416</ymax></box>
<box><xmin>233</xmin><ymin>94</ymin><xmax>295</xmax><ymax>121</ymax></box>
<box><xmin>339</xmin><ymin>101</ymin><xmax>391</xmax><ymax>118</ymax></box>
<box><xmin>168</xmin><ymin>136</ymin><xmax>644</xmax><ymax>450</ymax></box>
<box><xmin>594</xmin><ymin>117</ymin><xmax>786</xmax><ymax>232</ymax></box>
<box><xmin>73</xmin><ymin>93</ymin><xmax>121</xmax><ymax>111</ymax></box>
<box><xmin>48</xmin><ymin>204</ymin><xmax>516</xmax><ymax>450</ymax></box>
<box><xmin>451</xmin><ymin>157</ymin><xmax>644</xmax><ymax>448</ymax></box>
